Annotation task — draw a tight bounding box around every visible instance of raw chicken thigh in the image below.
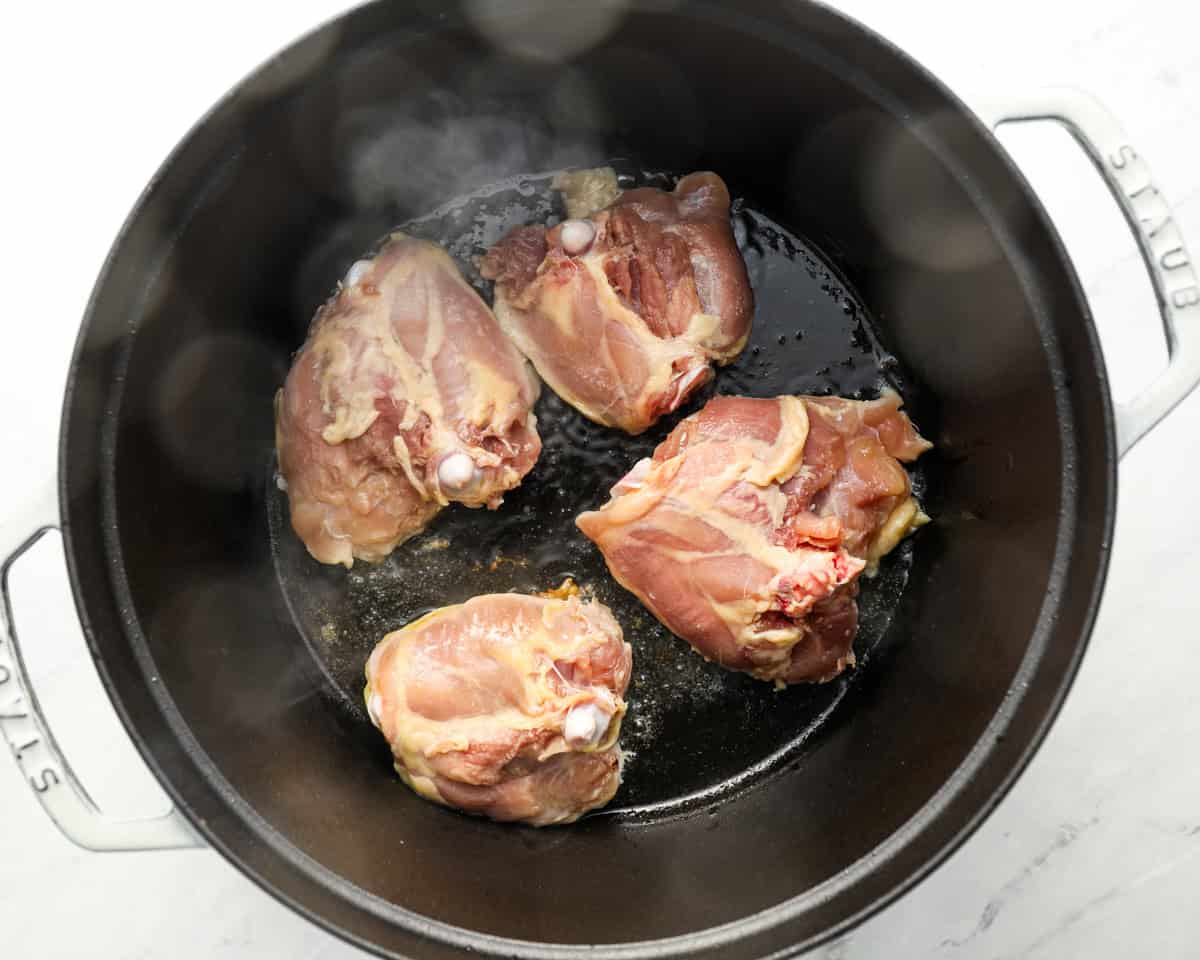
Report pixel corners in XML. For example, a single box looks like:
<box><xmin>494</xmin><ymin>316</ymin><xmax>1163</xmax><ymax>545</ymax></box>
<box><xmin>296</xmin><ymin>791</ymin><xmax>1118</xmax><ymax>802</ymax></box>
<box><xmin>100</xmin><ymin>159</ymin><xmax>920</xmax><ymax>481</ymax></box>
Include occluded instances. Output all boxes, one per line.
<box><xmin>364</xmin><ymin>592</ymin><xmax>632</xmax><ymax>826</ymax></box>
<box><xmin>480</xmin><ymin>168</ymin><xmax>753</xmax><ymax>434</ymax></box>
<box><xmin>576</xmin><ymin>392</ymin><xmax>931</xmax><ymax>685</ymax></box>
<box><xmin>275</xmin><ymin>233</ymin><xmax>541</xmax><ymax>567</ymax></box>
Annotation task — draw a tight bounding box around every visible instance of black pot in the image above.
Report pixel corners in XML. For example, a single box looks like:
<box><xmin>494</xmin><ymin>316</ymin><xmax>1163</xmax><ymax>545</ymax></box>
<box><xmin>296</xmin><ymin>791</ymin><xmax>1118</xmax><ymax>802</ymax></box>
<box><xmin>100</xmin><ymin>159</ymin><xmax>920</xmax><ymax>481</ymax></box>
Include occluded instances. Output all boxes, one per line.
<box><xmin>4</xmin><ymin>2</ymin><xmax>1198</xmax><ymax>958</ymax></box>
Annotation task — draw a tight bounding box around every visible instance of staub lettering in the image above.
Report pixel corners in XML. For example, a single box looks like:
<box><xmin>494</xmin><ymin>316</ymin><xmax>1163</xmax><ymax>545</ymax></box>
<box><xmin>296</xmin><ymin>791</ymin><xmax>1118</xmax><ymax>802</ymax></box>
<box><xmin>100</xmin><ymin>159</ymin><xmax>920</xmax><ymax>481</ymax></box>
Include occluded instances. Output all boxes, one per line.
<box><xmin>0</xmin><ymin>699</ymin><xmax>28</xmax><ymax>720</ymax></box>
<box><xmin>1161</xmin><ymin>247</ymin><xmax>1190</xmax><ymax>271</ymax></box>
<box><xmin>30</xmin><ymin>768</ymin><xmax>59</xmax><ymax>793</ymax></box>
<box><xmin>1108</xmin><ymin>142</ymin><xmax>1199</xmax><ymax>312</ymax></box>
<box><xmin>14</xmin><ymin>734</ymin><xmax>38</xmax><ymax>759</ymax></box>
<box><xmin>1109</xmin><ymin>145</ymin><xmax>1137</xmax><ymax>169</ymax></box>
<box><xmin>1173</xmin><ymin>287</ymin><xmax>1200</xmax><ymax>309</ymax></box>
<box><xmin>1141</xmin><ymin>214</ymin><xmax>1171</xmax><ymax>238</ymax></box>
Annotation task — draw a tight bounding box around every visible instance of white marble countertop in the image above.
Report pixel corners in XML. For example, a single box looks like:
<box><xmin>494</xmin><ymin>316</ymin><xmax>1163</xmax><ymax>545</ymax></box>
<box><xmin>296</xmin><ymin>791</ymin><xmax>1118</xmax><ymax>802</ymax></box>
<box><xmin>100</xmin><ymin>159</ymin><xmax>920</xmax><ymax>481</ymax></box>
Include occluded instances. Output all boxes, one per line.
<box><xmin>2</xmin><ymin>1</ymin><xmax>1198</xmax><ymax>957</ymax></box>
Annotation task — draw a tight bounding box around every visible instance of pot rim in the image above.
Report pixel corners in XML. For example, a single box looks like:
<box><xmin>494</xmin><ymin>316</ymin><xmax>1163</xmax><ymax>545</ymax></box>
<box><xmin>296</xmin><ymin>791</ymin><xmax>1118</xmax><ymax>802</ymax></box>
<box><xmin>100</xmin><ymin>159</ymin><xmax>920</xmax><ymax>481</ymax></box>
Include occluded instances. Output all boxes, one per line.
<box><xmin>56</xmin><ymin>1</ymin><xmax>1118</xmax><ymax>957</ymax></box>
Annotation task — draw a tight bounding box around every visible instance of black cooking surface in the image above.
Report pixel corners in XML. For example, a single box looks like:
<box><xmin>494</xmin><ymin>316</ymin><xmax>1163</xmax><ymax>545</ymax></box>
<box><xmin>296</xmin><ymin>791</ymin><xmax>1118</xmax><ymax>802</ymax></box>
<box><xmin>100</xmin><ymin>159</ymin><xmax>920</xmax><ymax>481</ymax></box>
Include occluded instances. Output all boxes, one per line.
<box><xmin>267</xmin><ymin>168</ymin><xmax>925</xmax><ymax>817</ymax></box>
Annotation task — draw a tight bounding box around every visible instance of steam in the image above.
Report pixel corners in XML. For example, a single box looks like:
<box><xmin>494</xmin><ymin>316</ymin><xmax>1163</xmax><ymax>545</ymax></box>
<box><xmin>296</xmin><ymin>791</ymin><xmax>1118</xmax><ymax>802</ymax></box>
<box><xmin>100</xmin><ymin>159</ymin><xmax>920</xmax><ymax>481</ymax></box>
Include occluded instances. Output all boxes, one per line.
<box><xmin>464</xmin><ymin>0</ymin><xmax>630</xmax><ymax>62</ymax></box>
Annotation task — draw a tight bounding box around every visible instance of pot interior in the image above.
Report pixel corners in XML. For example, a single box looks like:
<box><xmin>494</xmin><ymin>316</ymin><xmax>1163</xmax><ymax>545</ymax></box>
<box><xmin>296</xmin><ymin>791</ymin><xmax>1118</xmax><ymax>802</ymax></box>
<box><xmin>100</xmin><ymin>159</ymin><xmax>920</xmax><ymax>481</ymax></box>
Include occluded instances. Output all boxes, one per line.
<box><xmin>63</xmin><ymin>2</ymin><xmax>1112</xmax><ymax>955</ymax></box>
<box><xmin>268</xmin><ymin>167</ymin><xmax>926</xmax><ymax>817</ymax></box>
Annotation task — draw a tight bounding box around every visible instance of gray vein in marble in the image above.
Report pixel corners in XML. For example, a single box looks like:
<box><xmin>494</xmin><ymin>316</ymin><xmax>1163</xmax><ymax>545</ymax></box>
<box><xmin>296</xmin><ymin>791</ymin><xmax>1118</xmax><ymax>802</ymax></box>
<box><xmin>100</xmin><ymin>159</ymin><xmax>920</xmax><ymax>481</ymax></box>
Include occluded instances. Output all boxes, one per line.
<box><xmin>998</xmin><ymin>843</ymin><xmax>1200</xmax><ymax>960</ymax></box>
<box><xmin>1001</xmin><ymin>886</ymin><xmax>1122</xmax><ymax>960</ymax></box>
<box><xmin>938</xmin><ymin>817</ymin><xmax>1101</xmax><ymax>951</ymax></box>
<box><xmin>1146</xmin><ymin>817</ymin><xmax>1200</xmax><ymax>838</ymax></box>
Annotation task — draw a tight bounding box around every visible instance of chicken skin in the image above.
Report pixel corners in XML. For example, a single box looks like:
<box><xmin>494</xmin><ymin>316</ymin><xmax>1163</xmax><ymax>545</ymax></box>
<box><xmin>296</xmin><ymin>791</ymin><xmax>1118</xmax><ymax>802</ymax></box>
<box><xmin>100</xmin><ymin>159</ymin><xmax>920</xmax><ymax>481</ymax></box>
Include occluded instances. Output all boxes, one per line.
<box><xmin>481</xmin><ymin>168</ymin><xmax>753</xmax><ymax>434</ymax></box>
<box><xmin>577</xmin><ymin>392</ymin><xmax>930</xmax><ymax>684</ymax></box>
<box><xmin>364</xmin><ymin>592</ymin><xmax>632</xmax><ymax>826</ymax></box>
<box><xmin>276</xmin><ymin>234</ymin><xmax>541</xmax><ymax>566</ymax></box>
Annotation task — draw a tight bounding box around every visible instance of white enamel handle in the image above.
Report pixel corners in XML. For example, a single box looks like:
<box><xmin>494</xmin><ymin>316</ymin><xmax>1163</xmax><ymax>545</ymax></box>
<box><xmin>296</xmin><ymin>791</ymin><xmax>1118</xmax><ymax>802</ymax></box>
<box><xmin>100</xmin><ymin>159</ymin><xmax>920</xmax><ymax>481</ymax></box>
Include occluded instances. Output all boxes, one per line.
<box><xmin>979</xmin><ymin>87</ymin><xmax>1200</xmax><ymax>457</ymax></box>
<box><xmin>0</xmin><ymin>482</ymin><xmax>202</xmax><ymax>851</ymax></box>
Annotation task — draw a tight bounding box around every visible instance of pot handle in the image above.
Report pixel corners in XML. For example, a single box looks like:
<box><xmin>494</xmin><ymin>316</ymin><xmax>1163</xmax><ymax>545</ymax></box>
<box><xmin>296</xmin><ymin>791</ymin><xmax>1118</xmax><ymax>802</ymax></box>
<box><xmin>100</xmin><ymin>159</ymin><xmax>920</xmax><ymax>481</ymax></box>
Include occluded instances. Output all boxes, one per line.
<box><xmin>980</xmin><ymin>87</ymin><xmax>1200</xmax><ymax>457</ymax></box>
<box><xmin>1</xmin><ymin>483</ymin><xmax>202</xmax><ymax>851</ymax></box>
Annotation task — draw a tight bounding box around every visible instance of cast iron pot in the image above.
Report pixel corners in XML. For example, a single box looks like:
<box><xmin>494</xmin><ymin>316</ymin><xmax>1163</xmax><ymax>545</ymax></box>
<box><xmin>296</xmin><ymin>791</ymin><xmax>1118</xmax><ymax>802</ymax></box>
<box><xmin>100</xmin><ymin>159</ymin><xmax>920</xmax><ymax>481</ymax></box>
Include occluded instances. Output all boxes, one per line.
<box><xmin>3</xmin><ymin>2</ymin><xmax>1199</xmax><ymax>958</ymax></box>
